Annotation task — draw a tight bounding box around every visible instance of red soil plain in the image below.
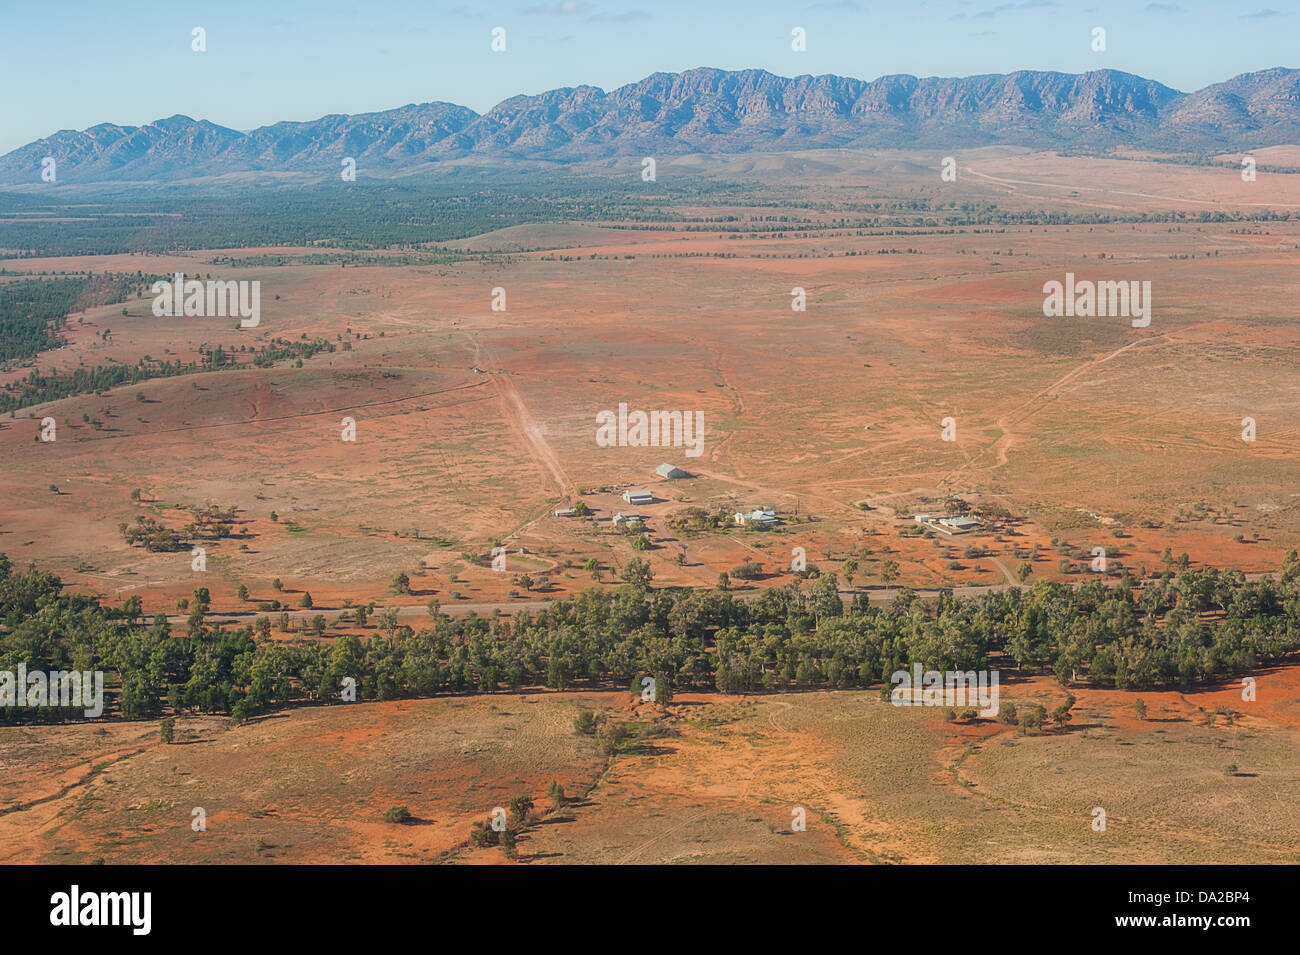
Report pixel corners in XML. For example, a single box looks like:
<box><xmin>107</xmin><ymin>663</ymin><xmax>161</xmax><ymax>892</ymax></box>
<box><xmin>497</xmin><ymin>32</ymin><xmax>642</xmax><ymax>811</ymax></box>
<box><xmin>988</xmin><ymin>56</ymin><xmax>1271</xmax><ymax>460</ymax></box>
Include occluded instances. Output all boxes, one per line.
<box><xmin>1</xmin><ymin>148</ymin><xmax>1298</xmax><ymax>863</ymax></box>
<box><xmin>1</xmin><ymin>670</ymin><xmax>1295</xmax><ymax>864</ymax></box>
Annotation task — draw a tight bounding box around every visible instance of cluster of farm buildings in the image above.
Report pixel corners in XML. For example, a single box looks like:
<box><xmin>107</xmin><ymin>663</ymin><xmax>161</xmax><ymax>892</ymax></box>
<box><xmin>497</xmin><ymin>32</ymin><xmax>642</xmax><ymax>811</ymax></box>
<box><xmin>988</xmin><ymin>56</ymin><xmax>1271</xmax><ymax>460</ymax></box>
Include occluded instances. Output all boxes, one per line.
<box><xmin>552</xmin><ymin>462</ymin><xmax>782</xmax><ymax>529</ymax></box>
<box><xmin>913</xmin><ymin>513</ymin><xmax>981</xmax><ymax>535</ymax></box>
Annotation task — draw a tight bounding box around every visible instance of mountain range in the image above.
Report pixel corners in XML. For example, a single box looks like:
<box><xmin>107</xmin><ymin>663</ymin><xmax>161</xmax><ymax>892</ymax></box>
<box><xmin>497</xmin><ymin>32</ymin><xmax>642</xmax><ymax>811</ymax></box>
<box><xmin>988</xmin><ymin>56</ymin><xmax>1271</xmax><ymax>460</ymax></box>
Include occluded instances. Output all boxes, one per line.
<box><xmin>3</xmin><ymin>66</ymin><xmax>1298</xmax><ymax>185</ymax></box>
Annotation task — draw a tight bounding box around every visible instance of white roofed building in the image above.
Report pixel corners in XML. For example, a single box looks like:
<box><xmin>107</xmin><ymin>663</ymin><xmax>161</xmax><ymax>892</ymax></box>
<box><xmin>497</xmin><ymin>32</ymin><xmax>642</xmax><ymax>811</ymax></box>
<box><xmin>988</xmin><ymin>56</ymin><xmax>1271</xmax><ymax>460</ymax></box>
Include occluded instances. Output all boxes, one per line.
<box><xmin>734</xmin><ymin>509</ymin><xmax>779</xmax><ymax>526</ymax></box>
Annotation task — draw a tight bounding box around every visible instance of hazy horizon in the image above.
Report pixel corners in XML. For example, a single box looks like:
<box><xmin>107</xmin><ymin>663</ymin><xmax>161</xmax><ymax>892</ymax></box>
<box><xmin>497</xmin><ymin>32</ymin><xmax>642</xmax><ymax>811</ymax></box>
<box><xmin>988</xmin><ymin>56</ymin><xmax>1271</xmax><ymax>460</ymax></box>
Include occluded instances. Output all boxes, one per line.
<box><xmin>2</xmin><ymin>0</ymin><xmax>1295</xmax><ymax>154</ymax></box>
<box><xmin>12</xmin><ymin>62</ymin><xmax>1299</xmax><ymax>146</ymax></box>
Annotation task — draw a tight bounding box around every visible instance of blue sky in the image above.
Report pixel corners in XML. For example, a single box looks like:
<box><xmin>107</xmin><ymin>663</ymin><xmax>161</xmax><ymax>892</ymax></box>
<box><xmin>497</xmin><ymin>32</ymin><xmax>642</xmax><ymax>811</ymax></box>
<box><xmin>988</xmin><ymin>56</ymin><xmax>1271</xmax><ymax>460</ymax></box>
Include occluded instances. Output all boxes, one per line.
<box><xmin>0</xmin><ymin>0</ymin><xmax>1295</xmax><ymax>154</ymax></box>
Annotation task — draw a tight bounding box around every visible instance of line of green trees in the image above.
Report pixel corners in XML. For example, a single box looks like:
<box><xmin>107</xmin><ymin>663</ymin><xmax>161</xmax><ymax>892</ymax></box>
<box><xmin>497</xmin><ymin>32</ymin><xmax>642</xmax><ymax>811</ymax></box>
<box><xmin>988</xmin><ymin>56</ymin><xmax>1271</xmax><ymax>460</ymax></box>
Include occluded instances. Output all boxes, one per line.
<box><xmin>10</xmin><ymin>180</ymin><xmax>1287</xmax><ymax>259</ymax></box>
<box><xmin>2</xmin><ymin>336</ymin><xmax>335</xmax><ymax>413</ymax></box>
<box><xmin>0</xmin><ymin>274</ymin><xmax>146</xmax><ymax>364</ymax></box>
<box><xmin>0</xmin><ymin>177</ymin><xmax>746</xmax><ymax>256</ymax></box>
<box><xmin>1</xmin><ymin>551</ymin><xmax>1297</xmax><ymax>726</ymax></box>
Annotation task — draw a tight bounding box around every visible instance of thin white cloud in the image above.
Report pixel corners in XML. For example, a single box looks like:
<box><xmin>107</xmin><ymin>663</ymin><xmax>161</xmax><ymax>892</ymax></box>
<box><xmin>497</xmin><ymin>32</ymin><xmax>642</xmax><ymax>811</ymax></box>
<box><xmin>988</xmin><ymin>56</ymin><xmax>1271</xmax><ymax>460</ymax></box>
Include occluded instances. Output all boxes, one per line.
<box><xmin>523</xmin><ymin>1</ymin><xmax>591</xmax><ymax>16</ymax></box>
<box><xmin>587</xmin><ymin>10</ymin><xmax>653</xmax><ymax>22</ymax></box>
<box><xmin>976</xmin><ymin>0</ymin><xmax>1062</xmax><ymax>18</ymax></box>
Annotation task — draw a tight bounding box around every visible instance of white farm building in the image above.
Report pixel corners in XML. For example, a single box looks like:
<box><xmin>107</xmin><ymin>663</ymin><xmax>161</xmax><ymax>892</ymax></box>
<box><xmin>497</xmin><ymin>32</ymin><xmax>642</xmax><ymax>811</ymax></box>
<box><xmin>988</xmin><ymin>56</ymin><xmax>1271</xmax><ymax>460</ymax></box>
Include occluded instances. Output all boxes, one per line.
<box><xmin>734</xmin><ymin>509</ymin><xmax>779</xmax><ymax>527</ymax></box>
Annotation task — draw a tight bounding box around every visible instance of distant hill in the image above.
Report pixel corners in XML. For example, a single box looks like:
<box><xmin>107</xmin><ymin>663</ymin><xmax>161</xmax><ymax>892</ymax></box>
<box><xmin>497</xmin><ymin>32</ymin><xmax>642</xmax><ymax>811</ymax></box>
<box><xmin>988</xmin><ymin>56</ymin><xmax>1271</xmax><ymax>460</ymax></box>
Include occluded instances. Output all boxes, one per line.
<box><xmin>3</xmin><ymin>66</ymin><xmax>1298</xmax><ymax>184</ymax></box>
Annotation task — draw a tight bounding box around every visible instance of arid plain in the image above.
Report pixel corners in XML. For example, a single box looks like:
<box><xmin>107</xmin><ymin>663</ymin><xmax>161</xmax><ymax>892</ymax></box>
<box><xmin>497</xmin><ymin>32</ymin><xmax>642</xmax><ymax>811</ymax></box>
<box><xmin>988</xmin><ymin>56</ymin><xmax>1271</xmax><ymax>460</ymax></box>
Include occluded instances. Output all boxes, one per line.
<box><xmin>2</xmin><ymin>147</ymin><xmax>1298</xmax><ymax>862</ymax></box>
<box><xmin>2</xmin><ymin>670</ymin><xmax>1297</xmax><ymax>864</ymax></box>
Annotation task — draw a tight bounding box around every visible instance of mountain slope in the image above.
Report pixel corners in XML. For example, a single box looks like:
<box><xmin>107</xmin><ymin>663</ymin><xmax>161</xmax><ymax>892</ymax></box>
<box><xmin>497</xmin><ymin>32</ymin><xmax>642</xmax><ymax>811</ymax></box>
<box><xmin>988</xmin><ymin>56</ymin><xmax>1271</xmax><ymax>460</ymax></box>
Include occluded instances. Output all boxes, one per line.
<box><xmin>2</xmin><ymin>67</ymin><xmax>1296</xmax><ymax>184</ymax></box>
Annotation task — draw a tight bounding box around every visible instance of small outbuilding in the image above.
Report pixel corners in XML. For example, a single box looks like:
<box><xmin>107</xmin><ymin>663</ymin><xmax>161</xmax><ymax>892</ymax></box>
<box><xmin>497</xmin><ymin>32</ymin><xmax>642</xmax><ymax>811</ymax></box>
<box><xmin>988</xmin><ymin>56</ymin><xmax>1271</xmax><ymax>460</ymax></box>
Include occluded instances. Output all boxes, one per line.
<box><xmin>734</xmin><ymin>509</ymin><xmax>780</xmax><ymax>527</ymax></box>
<box><xmin>655</xmin><ymin>463</ymin><xmax>688</xmax><ymax>479</ymax></box>
<box><xmin>914</xmin><ymin>513</ymin><xmax>981</xmax><ymax>535</ymax></box>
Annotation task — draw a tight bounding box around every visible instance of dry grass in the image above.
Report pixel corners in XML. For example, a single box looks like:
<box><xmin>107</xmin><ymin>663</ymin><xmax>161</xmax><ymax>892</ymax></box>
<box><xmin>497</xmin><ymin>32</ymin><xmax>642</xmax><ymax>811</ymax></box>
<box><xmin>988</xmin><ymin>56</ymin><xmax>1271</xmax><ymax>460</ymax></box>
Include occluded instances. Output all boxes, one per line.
<box><xmin>4</xmin><ymin>665</ymin><xmax>1295</xmax><ymax>864</ymax></box>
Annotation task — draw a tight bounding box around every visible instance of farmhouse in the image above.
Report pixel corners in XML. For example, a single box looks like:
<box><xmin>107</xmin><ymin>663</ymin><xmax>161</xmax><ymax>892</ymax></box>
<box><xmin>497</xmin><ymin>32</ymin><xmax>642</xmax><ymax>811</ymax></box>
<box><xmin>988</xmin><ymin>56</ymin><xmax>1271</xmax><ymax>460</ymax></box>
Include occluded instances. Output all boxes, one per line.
<box><xmin>554</xmin><ymin>507</ymin><xmax>577</xmax><ymax>518</ymax></box>
<box><xmin>914</xmin><ymin>514</ymin><xmax>981</xmax><ymax>535</ymax></box>
<box><xmin>655</xmin><ymin>463</ymin><xmax>688</xmax><ymax>479</ymax></box>
<box><xmin>622</xmin><ymin>489</ymin><xmax>654</xmax><ymax>505</ymax></box>
<box><xmin>734</xmin><ymin>509</ymin><xmax>780</xmax><ymax>527</ymax></box>
<box><xmin>612</xmin><ymin>512</ymin><xmax>644</xmax><ymax>527</ymax></box>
